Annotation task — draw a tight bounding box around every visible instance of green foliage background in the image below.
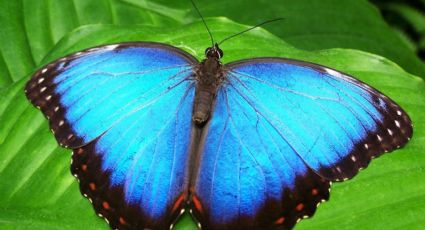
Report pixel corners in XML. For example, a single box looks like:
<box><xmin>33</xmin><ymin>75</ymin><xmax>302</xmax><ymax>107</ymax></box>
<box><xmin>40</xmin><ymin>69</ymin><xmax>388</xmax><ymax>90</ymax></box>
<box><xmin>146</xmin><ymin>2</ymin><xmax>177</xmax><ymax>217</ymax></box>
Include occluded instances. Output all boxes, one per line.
<box><xmin>0</xmin><ymin>0</ymin><xmax>424</xmax><ymax>229</ymax></box>
<box><xmin>372</xmin><ymin>0</ymin><xmax>425</xmax><ymax>61</ymax></box>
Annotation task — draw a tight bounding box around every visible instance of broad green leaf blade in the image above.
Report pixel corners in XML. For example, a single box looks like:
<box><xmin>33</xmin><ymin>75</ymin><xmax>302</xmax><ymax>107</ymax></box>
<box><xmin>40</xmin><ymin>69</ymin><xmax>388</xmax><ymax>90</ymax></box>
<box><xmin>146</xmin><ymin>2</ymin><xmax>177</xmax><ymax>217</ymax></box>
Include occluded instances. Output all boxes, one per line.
<box><xmin>390</xmin><ymin>28</ymin><xmax>417</xmax><ymax>53</ymax></box>
<box><xmin>144</xmin><ymin>0</ymin><xmax>425</xmax><ymax>77</ymax></box>
<box><xmin>0</xmin><ymin>0</ymin><xmax>182</xmax><ymax>88</ymax></box>
<box><xmin>0</xmin><ymin>19</ymin><xmax>424</xmax><ymax>229</ymax></box>
<box><xmin>0</xmin><ymin>1</ymin><xmax>35</xmax><ymax>87</ymax></box>
<box><xmin>1</xmin><ymin>0</ymin><xmax>424</xmax><ymax>91</ymax></box>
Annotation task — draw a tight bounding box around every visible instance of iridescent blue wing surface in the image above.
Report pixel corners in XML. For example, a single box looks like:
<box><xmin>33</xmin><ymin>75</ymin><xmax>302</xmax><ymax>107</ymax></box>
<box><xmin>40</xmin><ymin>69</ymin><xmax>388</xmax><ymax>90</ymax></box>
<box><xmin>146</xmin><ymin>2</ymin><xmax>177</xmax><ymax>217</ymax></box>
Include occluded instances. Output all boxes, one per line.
<box><xmin>25</xmin><ymin>42</ymin><xmax>198</xmax><ymax>229</ymax></box>
<box><xmin>26</xmin><ymin>42</ymin><xmax>197</xmax><ymax>148</ymax></box>
<box><xmin>191</xmin><ymin>58</ymin><xmax>412</xmax><ymax>229</ymax></box>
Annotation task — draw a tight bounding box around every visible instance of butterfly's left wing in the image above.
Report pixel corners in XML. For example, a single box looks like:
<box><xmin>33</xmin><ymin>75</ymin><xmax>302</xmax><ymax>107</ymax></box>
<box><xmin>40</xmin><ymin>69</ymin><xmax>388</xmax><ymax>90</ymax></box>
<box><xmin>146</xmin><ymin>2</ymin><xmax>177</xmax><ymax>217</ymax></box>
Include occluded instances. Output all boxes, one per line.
<box><xmin>25</xmin><ymin>42</ymin><xmax>200</xmax><ymax>229</ymax></box>
<box><xmin>190</xmin><ymin>58</ymin><xmax>412</xmax><ymax>229</ymax></box>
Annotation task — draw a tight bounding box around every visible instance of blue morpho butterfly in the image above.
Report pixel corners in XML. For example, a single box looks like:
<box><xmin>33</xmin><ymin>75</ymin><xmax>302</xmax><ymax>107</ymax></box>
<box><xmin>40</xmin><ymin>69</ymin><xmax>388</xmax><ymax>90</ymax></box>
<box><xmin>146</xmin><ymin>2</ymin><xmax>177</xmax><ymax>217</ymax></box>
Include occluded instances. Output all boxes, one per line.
<box><xmin>25</xmin><ymin>12</ymin><xmax>412</xmax><ymax>230</ymax></box>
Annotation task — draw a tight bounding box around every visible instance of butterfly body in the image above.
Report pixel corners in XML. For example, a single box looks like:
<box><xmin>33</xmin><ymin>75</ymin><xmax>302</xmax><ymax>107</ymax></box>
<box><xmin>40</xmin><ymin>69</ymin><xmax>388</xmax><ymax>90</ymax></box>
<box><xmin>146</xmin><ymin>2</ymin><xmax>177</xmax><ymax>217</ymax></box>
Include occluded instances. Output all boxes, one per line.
<box><xmin>25</xmin><ymin>41</ymin><xmax>412</xmax><ymax>230</ymax></box>
<box><xmin>192</xmin><ymin>44</ymin><xmax>224</xmax><ymax>125</ymax></box>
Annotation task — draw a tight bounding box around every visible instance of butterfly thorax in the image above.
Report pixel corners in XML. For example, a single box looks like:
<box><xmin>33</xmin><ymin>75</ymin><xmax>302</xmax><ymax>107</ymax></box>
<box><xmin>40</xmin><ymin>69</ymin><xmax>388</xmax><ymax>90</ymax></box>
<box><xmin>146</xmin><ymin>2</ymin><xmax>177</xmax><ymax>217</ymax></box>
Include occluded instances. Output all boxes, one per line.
<box><xmin>192</xmin><ymin>44</ymin><xmax>224</xmax><ymax>125</ymax></box>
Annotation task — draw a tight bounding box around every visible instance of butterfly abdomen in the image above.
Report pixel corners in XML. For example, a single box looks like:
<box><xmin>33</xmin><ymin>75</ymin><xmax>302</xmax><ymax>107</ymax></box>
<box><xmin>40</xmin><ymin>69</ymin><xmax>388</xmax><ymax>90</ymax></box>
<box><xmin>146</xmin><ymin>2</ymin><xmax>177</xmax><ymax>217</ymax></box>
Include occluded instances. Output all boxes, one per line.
<box><xmin>193</xmin><ymin>89</ymin><xmax>216</xmax><ymax>125</ymax></box>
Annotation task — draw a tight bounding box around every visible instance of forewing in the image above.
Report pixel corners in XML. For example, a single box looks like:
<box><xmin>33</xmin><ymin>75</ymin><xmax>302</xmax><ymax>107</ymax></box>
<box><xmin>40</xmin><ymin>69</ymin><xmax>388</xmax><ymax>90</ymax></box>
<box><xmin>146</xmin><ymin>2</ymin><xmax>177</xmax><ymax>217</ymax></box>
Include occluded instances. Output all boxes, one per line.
<box><xmin>224</xmin><ymin>58</ymin><xmax>412</xmax><ymax>181</ymax></box>
<box><xmin>25</xmin><ymin>42</ymin><xmax>197</xmax><ymax>148</ymax></box>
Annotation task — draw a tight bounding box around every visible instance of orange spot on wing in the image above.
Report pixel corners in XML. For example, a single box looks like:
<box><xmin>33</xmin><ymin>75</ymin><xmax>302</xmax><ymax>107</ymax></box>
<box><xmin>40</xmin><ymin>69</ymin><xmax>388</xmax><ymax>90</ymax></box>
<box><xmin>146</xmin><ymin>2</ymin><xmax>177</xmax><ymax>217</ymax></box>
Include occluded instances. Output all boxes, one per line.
<box><xmin>119</xmin><ymin>217</ymin><xmax>126</xmax><ymax>225</ymax></box>
<box><xmin>102</xmin><ymin>201</ymin><xmax>110</xmax><ymax>210</ymax></box>
<box><xmin>89</xmin><ymin>183</ymin><xmax>96</xmax><ymax>191</ymax></box>
<box><xmin>274</xmin><ymin>217</ymin><xmax>285</xmax><ymax>225</ymax></box>
<box><xmin>172</xmin><ymin>194</ymin><xmax>185</xmax><ymax>212</ymax></box>
<box><xmin>192</xmin><ymin>195</ymin><xmax>203</xmax><ymax>213</ymax></box>
<box><xmin>311</xmin><ymin>188</ymin><xmax>318</xmax><ymax>195</ymax></box>
<box><xmin>296</xmin><ymin>203</ymin><xmax>304</xmax><ymax>211</ymax></box>
<box><xmin>77</xmin><ymin>148</ymin><xmax>84</xmax><ymax>155</ymax></box>
<box><xmin>81</xmin><ymin>164</ymin><xmax>87</xmax><ymax>171</ymax></box>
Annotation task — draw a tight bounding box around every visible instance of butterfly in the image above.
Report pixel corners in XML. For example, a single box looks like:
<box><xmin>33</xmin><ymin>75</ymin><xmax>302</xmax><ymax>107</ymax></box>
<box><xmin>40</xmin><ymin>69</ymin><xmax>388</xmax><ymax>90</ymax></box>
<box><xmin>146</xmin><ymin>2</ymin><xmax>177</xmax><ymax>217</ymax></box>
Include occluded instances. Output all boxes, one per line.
<box><xmin>24</xmin><ymin>27</ymin><xmax>412</xmax><ymax>230</ymax></box>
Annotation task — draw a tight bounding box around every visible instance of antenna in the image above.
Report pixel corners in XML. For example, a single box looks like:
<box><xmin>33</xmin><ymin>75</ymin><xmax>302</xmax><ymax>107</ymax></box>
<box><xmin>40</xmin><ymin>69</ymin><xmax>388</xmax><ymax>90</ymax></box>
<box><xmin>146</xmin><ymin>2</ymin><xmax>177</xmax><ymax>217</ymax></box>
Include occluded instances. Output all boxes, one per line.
<box><xmin>218</xmin><ymin>18</ymin><xmax>284</xmax><ymax>45</ymax></box>
<box><xmin>190</xmin><ymin>0</ymin><xmax>214</xmax><ymax>47</ymax></box>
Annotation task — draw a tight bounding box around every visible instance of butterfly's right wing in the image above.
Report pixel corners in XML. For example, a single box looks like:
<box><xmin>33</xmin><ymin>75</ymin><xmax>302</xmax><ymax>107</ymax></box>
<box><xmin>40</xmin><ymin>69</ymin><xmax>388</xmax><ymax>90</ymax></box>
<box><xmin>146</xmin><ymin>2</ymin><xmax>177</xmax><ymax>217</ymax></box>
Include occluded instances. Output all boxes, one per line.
<box><xmin>190</xmin><ymin>58</ymin><xmax>412</xmax><ymax>230</ymax></box>
<box><xmin>190</xmin><ymin>87</ymin><xmax>330</xmax><ymax>230</ymax></box>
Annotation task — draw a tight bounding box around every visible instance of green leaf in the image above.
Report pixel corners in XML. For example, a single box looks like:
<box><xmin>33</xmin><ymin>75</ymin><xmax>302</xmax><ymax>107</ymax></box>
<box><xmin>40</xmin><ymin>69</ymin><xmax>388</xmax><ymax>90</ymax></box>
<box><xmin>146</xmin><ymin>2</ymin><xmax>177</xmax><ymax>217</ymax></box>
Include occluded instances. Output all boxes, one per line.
<box><xmin>0</xmin><ymin>0</ymin><xmax>182</xmax><ymax>88</ymax></box>
<box><xmin>1</xmin><ymin>0</ymin><xmax>424</xmax><ymax>90</ymax></box>
<box><xmin>376</xmin><ymin>1</ymin><xmax>425</xmax><ymax>57</ymax></box>
<box><xmin>382</xmin><ymin>2</ymin><xmax>425</xmax><ymax>35</ymax></box>
<box><xmin>420</xmin><ymin>38</ymin><xmax>425</xmax><ymax>50</ymax></box>
<box><xmin>134</xmin><ymin>0</ymin><xmax>425</xmax><ymax>77</ymax></box>
<box><xmin>0</xmin><ymin>19</ymin><xmax>424</xmax><ymax>230</ymax></box>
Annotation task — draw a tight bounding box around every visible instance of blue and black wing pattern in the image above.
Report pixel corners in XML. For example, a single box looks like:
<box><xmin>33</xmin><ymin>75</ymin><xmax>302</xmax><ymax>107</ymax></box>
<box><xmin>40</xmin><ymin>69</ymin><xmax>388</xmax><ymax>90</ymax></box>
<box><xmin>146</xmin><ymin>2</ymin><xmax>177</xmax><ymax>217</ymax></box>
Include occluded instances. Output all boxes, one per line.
<box><xmin>25</xmin><ymin>42</ymin><xmax>197</xmax><ymax>148</ymax></box>
<box><xmin>225</xmin><ymin>58</ymin><xmax>412</xmax><ymax>181</ymax></box>
<box><xmin>191</xmin><ymin>85</ymin><xmax>330</xmax><ymax>230</ymax></box>
<box><xmin>25</xmin><ymin>39</ymin><xmax>413</xmax><ymax>230</ymax></box>
<box><xmin>190</xmin><ymin>58</ymin><xmax>412</xmax><ymax>230</ymax></box>
<box><xmin>70</xmin><ymin>83</ymin><xmax>195</xmax><ymax>228</ymax></box>
<box><xmin>25</xmin><ymin>42</ymin><xmax>198</xmax><ymax>229</ymax></box>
